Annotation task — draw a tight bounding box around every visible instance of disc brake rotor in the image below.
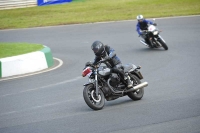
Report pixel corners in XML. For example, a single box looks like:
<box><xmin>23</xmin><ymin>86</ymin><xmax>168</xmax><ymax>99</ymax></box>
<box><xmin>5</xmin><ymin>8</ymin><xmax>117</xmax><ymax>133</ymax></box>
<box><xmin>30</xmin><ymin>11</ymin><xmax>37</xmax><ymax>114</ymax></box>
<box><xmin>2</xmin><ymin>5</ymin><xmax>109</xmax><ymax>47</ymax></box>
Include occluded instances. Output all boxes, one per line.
<box><xmin>91</xmin><ymin>90</ymin><xmax>101</xmax><ymax>102</ymax></box>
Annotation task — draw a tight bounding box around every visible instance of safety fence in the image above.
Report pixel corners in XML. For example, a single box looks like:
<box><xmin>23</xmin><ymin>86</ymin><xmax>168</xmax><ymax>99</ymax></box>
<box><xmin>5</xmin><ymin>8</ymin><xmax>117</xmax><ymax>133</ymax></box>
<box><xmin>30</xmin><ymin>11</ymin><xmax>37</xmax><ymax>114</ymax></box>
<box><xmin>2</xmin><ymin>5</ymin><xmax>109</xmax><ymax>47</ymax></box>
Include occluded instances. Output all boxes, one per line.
<box><xmin>0</xmin><ymin>0</ymin><xmax>36</xmax><ymax>10</ymax></box>
<box><xmin>0</xmin><ymin>0</ymin><xmax>72</xmax><ymax>10</ymax></box>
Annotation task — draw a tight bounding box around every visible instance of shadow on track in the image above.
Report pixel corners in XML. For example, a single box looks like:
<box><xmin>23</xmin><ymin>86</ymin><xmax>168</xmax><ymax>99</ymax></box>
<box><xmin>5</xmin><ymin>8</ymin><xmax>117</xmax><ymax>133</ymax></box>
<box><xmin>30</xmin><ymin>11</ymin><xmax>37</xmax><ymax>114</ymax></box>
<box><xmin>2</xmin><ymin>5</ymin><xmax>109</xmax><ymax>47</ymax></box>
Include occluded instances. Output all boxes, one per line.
<box><xmin>132</xmin><ymin>47</ymin><xmax>167</xmax><ymax>53</ymax></box>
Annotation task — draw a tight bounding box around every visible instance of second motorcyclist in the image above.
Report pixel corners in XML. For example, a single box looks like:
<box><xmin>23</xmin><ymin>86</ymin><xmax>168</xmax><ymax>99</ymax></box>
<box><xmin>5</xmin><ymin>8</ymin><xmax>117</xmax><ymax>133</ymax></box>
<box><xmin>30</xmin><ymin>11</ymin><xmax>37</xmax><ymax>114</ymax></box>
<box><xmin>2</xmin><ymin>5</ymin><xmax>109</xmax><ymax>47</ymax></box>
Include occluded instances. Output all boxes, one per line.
<box><xmin>136</xmin><ymin>15</ymin><xmax>156</xmax><ymax>47</ymax></box>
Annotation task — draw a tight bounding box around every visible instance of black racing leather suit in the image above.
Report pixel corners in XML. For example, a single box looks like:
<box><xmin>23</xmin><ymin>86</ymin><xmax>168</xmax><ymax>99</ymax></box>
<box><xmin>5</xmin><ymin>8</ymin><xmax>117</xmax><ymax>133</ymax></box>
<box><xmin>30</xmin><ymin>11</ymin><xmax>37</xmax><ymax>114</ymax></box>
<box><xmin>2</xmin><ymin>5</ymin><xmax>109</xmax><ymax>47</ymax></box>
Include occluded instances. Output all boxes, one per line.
<box><xmin>93</xmin><ymin>45</ymin><xmax>126</xmax><ymax>82</ymax></box>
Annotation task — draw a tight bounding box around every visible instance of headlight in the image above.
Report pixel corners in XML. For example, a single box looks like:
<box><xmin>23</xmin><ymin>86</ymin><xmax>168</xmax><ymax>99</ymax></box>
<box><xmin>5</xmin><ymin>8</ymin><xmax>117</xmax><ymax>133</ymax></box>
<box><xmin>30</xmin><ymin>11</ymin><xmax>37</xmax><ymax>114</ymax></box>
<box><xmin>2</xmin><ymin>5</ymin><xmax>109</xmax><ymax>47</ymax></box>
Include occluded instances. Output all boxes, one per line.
<box><xmin>153</xmin><ymin>31</ymin><xmax>159</xmax><ymax>35</ymax></box>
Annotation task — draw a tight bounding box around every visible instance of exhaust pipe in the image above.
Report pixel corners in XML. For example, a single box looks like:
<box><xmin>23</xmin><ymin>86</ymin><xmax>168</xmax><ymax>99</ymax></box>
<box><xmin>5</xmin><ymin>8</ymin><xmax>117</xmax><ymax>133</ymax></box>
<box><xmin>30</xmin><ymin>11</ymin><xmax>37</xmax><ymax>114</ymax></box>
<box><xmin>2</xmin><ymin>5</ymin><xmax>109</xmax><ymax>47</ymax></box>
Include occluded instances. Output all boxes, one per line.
<box><xmin>125</xmin><ymin>82</ymin><xmax>148</xmax><ymax>93</ymax></box>
<box><xmin>140</xmin><ymin>40</ymin><xmax>148</xmax><ymax>46</ymax></box>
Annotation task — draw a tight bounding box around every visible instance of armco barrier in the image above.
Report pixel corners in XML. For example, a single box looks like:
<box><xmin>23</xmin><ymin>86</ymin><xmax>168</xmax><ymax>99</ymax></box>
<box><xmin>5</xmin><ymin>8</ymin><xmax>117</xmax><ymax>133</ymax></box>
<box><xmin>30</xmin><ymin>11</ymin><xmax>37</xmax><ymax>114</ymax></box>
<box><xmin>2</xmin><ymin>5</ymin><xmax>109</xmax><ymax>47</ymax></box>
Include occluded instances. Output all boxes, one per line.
<box><xmin>0</xmin><ymin>46</ymin><xmax>54</xmax><ymax>78</ymax></box>
<box><xmin>0</xmin><ymin>0</ymin><xmax>36</xmax><ymax>10</ymax></box>
<box><xmin>0</xmin><ymin>0</ymin><xmax>72</xmax><ymax>10</ymax></box>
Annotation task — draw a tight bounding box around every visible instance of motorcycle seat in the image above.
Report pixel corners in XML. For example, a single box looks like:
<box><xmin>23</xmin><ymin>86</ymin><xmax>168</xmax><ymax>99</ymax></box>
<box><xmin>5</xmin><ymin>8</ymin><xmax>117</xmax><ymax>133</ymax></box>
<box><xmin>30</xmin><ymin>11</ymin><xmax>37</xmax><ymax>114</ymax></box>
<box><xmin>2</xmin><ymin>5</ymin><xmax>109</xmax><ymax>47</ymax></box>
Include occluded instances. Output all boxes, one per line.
<box><xmin>122</xmin><ymin>63</ymin><xmax>137</xmax><ymax>73</ymax></box>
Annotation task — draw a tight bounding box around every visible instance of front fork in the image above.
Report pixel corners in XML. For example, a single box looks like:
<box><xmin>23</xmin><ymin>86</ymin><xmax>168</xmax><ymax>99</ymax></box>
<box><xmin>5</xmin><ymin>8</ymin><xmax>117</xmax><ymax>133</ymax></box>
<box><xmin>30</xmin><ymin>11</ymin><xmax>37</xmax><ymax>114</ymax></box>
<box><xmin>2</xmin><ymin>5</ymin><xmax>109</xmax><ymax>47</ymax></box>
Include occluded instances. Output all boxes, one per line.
<box><xmin>94</xmin><ymin>69</ymin><xmax>99</xmax><ymax>97</ymax></box>
<box><xmin>158</xmin><ymin>35</ymin><xmax>166</xmax><ymax>43</ymax></box>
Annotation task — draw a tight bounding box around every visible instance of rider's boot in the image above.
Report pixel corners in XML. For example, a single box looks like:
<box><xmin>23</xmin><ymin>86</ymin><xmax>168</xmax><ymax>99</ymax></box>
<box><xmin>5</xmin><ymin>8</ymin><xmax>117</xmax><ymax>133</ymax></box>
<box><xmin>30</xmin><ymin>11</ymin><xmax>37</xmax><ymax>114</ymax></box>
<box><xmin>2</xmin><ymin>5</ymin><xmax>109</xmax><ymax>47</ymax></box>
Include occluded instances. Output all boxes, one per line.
<box><xmin>148</xmin><ymin>38</ymin><xmax>154</xmax><ymax>48</ymax></box>
<box><xmin>145</xmin><ymin>39</ymin><xmax>153</xmax><ymax>48</ymax></box>
<box><xmin>124</xmin><ymin>74</ymin><xmax>133</xmax><ymax>88</ymax></box>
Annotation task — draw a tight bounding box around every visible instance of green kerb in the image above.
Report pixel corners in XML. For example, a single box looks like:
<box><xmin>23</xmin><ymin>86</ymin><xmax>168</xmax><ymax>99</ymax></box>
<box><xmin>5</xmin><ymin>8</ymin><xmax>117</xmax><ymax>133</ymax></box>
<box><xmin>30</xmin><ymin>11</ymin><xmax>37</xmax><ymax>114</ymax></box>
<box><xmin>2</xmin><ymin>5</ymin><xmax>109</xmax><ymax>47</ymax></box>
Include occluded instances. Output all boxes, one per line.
<box><xmin>40</xmin><ymin>47</ymin><xmax>54</xmax><ymax>68</ymax></box>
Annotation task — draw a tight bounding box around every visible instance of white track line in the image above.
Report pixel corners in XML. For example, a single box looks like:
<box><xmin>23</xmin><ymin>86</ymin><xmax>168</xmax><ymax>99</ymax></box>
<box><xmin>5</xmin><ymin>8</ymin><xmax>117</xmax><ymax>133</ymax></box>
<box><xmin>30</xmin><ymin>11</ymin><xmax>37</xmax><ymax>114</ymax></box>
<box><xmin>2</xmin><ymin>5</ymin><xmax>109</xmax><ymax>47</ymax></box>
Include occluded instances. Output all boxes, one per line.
<box><xmin>0</xmin><ymin>76</ymin><xmax>82</xmax><ymax>98</ymax></box>
<box><xmin>0</xmin><ymin>99</ymin><xmax>75</xmax><ymax>116</ymax></box>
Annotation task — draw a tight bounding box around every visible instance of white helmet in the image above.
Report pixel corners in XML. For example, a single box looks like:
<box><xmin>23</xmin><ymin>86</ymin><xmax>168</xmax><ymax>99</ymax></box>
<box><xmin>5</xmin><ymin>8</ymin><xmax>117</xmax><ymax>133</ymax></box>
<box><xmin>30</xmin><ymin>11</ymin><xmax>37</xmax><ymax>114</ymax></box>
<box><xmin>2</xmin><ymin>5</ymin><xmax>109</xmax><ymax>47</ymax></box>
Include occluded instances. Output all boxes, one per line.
<box><xmin>136</xmin><ymin>15</ymin><xmax>144</xmax><ymax>21</ymax></box>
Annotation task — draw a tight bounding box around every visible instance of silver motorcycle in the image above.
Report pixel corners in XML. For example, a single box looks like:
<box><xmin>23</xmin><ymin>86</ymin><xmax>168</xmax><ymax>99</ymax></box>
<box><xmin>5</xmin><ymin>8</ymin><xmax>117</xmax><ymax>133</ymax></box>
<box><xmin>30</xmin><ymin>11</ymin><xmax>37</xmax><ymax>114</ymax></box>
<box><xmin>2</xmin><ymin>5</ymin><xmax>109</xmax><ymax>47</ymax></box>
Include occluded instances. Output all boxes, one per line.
<box><xmin>82</xmin><ymin>58</ymin><xmax>148</xmax><ymax>110</ymax></box>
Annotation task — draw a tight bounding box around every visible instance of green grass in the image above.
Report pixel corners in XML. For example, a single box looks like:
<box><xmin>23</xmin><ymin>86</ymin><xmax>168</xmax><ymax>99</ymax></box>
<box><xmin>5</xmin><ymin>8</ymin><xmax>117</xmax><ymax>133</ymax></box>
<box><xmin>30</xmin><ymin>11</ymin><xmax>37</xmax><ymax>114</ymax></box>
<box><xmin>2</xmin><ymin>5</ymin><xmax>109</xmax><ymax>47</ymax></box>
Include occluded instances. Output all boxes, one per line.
<box><xmin>0</xmin><ymin>0</ymin><xmax>199</xmax><ymax>29</ymax></box>
<box><xmin>0</xmin><ymin>0</ymin><xmax>199</xmax><ymax>58</ymax></box>
<box><xmin>0</xmin><ymin>43</ymin><xmax>44</xmax><ymax>58</ymax></box>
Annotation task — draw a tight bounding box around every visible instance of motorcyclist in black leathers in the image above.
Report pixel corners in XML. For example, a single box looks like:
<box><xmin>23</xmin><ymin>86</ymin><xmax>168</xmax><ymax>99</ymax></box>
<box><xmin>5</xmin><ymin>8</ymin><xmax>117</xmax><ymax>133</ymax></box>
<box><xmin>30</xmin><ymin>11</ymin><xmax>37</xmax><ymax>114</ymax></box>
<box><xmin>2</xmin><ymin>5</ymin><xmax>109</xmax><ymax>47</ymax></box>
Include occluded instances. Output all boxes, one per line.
<box><xmin>91</xmin><ymin>41</ymin><xmax>133</xmax><ymax>88</ymax></box>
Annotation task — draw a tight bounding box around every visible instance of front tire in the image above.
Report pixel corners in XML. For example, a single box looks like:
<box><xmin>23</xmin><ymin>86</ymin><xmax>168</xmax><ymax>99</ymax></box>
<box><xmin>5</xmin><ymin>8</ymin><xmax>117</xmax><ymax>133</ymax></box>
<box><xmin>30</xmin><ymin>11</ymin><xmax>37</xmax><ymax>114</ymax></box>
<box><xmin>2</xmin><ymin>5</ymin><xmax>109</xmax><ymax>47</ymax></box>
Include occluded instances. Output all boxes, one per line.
<box><xmin>158</xmin><ymin>39</ymin><xmax>168</xmax><ymax>50</ymax></box>
<box><xmin>83</xmin><ymin>84</ymin><xmax>105</xmax><ymax>110</ymax></box>
<box><xmin>127</xmin><ymin>74</ymin><xmax>144</xmax><ymax>100</ymax></box>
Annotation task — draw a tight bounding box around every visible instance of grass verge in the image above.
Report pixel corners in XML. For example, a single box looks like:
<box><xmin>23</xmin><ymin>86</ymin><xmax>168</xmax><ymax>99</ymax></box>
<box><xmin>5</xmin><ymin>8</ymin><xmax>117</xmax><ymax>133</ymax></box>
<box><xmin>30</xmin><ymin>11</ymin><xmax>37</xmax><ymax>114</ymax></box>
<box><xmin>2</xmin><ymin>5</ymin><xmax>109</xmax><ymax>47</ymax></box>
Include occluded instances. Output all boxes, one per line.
<box><xmin>0</xmin><ymin>43</ymin><xmax>44</xmax><ymax>58</ymax></box>
<box><xmin>0</xmin><ymin>0</ymin><xmax>199</xmax><ymax>29</ymax></box>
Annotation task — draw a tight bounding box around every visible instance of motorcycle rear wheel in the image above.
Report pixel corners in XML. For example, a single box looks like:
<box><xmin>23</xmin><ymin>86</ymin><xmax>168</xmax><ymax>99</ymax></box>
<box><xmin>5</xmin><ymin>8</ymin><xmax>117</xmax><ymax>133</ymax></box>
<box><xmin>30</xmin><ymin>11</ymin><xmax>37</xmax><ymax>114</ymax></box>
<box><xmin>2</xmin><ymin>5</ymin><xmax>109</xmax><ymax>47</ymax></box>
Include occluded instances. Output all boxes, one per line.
<box><xmin>83</xmin><ymin>84</ymin><xmax>105</xmax><ymax>110</ymax></box>
<box><xmin>127</xmin><ymin>74</ymin><xmax>144</xmax><ymax>100</ymax></box>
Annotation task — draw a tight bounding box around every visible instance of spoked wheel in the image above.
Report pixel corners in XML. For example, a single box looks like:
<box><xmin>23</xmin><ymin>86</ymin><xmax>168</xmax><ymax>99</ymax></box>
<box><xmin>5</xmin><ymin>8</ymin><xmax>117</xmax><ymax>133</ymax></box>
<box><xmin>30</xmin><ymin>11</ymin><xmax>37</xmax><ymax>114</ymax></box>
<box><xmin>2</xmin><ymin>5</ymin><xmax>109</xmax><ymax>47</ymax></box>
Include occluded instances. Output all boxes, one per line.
<box><xmin>83</xmin><ymin>84</ymin><xmax>105</xmax><ymax>110</ymax></box>
<box><xmin>127</xmin><ymin>74</ymin><xmax>144</xmax><ymax>100</ymax></box>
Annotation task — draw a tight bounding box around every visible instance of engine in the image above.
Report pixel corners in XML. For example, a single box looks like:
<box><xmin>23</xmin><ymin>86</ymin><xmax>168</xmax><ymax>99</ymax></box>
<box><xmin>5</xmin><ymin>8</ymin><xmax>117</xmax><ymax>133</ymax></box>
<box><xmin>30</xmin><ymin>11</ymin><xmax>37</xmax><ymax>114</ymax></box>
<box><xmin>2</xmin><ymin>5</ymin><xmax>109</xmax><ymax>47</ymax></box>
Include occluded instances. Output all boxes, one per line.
<box><xmin>109</xmin><ymin>73</ymin><xmax>120</xmax><ymax>87</ymax></box>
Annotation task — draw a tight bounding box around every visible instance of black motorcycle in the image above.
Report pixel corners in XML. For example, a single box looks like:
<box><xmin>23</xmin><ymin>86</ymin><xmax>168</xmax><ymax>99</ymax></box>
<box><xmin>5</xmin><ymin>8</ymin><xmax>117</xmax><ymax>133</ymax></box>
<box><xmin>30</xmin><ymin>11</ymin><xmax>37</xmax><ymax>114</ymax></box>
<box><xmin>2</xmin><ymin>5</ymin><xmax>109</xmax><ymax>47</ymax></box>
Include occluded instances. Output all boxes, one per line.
<box><xmin>139</xmin><ymin>19</ymin><xmax>168</xmax><ymax>50</ymax></box>
<box><xmin>82</xmin><ymin>58</ymin><xmax>148</xmax><ymax>110</ymax></box>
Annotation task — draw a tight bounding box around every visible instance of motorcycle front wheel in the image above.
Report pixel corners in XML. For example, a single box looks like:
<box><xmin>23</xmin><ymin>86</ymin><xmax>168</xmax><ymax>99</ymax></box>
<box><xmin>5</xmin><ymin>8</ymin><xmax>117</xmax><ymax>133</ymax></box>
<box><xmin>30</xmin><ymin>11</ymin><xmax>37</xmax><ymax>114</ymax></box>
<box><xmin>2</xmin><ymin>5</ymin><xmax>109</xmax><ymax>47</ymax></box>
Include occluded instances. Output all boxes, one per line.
<box><xmin>83</xmin><ymin>84</ymin><xmax>105</xmax><ymax>110</ymax></box>
<box><xmin>127</xmin><ymin>74</ymin><xmax>144</xmax><ymax>100</ymax></box>
<box><xmin>158</xmin><ymin>38</ymin><xmax>168</xmax><ymax>50</ymax></box>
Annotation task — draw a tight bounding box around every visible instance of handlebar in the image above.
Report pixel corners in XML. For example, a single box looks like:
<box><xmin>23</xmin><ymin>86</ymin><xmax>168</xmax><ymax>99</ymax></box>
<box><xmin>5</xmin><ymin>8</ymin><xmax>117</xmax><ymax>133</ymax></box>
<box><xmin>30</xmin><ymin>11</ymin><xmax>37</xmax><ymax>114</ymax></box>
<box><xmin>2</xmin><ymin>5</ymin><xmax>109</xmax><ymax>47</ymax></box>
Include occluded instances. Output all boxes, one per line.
<box><xmin>84</xmin><ymin>54</ymin><xmax>116</xmax><ymax>69</ymax></box>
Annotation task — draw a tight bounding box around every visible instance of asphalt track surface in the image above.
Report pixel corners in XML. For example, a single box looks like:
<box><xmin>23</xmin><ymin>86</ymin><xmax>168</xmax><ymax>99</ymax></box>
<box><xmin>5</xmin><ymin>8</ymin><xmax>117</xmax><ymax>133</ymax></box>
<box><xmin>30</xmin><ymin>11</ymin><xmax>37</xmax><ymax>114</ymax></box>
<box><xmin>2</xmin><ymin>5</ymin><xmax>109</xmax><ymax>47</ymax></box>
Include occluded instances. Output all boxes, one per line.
<box><xmin>0</xmin><ymin>16</ymin><xmax>200</xmax><ymax>133</ymax></box>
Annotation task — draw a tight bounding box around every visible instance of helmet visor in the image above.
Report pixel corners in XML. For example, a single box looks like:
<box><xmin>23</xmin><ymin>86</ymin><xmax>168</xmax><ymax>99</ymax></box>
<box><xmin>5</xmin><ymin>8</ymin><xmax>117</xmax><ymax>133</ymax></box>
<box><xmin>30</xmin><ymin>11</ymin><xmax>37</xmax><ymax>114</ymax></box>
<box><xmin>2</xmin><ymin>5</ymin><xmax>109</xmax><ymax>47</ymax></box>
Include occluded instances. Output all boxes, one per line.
<box><xmin>92</xmin><ymin>48</ymin><xmax>99</xmax><ymax>54</ymax></box>
<box><xmin>138</xmin><ymin>19</ymin><xmax>143</xmax><ymax>22</ymax></box>
<box><xmin>93</xmin><ymin>47</ymin><xmax>105</xmax><ymax>56</ymax></box>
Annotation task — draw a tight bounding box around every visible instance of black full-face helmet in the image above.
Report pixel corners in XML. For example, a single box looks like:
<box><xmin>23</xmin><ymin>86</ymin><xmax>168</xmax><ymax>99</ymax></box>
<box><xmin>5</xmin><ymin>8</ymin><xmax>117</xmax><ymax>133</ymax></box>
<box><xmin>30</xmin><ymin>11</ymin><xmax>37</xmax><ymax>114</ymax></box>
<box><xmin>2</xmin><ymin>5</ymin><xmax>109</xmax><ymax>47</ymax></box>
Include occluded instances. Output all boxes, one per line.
<box><xmin>91</xmin><ymin>41</ymin><xmax>105</xmax><ymax>56</ymax></box>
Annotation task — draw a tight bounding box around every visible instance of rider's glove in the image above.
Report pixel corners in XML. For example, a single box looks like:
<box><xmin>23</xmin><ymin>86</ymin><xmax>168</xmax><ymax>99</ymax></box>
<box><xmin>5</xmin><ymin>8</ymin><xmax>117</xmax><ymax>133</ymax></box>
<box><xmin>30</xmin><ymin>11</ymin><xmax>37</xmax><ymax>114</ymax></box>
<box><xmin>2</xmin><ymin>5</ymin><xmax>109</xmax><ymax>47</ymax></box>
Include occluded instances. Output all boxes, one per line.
<box><xmin>153</xmin><ymin>23</ymin><xmax>157</xmax><ymax>26</ymax></box>
<box><xmin>139</xmin><ymin>32</ymin><xmax>145</xmax><ymax>37</ymax></box>
<box><xmin>85</xmin><ymin>61</ymin><xmax>93</xmax><ymax>67</ymax></box>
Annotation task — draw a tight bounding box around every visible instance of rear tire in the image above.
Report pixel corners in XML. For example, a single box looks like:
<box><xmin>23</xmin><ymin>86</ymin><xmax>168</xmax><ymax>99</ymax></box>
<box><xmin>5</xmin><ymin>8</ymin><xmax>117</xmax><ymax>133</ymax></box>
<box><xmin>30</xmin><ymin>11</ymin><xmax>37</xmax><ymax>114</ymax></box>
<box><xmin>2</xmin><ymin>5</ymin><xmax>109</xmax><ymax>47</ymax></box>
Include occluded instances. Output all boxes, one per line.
<box><xmin>83</xmin><ymin>84</ymin><xmax>105</xmax><ymax>110</ymax></box>
<box><xmin>127</xmin><ymin>74</ymin><xmax>144</xmax><ymax>100</ymax></box>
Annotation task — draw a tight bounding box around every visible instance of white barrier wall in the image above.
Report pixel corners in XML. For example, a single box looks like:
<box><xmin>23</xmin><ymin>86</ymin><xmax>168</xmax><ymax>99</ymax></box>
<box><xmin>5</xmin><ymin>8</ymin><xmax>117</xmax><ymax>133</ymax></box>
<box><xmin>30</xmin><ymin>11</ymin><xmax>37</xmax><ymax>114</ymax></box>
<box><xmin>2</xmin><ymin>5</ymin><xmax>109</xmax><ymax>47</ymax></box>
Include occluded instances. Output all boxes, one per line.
<box><xmin>0</xmin><ymin>51</ymin><xmax>48</xmax><ymax>77</ymax></box>
<box><xmin>0</xmin><ymin>0</ymin><xmax>36</xmax><ymax>10</ymax></box>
